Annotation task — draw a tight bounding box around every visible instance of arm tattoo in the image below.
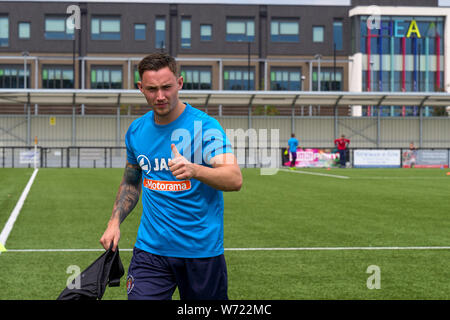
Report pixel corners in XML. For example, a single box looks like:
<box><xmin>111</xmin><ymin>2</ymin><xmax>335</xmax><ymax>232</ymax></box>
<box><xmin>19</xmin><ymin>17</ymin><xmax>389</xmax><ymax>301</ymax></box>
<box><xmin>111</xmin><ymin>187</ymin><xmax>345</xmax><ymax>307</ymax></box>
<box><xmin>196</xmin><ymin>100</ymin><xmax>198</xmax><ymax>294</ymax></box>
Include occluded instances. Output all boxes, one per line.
<box><xmin>111</xmin><ymin>163</ymin><xmax>142</xmax><ymax>224</ymax></box>
<box><xmin>124</xmin><ymin>165</ymin><xmax>142</xmax><ymax>185</ymax></box>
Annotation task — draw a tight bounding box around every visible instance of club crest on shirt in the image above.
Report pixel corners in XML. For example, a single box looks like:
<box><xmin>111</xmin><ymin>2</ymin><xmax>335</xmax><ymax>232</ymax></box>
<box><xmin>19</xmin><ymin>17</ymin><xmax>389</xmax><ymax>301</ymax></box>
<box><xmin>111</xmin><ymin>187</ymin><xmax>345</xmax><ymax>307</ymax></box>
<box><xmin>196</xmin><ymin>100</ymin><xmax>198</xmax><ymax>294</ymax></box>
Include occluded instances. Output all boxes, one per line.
<box><xmin>137</xmin><ymin>155</ymin><xmax>151</xmax><ymax>174</ymax></box>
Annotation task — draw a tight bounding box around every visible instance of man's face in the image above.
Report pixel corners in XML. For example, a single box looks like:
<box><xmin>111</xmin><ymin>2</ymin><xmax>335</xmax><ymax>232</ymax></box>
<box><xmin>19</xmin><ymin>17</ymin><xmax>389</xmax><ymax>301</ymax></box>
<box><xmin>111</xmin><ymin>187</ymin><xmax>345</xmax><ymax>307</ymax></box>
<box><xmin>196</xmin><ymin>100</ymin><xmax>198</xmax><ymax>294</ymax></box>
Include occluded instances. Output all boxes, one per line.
<box><xmin>138</xmin><ymin>66</ymin><xmax>183</xmax><ymax>122</ymax></box>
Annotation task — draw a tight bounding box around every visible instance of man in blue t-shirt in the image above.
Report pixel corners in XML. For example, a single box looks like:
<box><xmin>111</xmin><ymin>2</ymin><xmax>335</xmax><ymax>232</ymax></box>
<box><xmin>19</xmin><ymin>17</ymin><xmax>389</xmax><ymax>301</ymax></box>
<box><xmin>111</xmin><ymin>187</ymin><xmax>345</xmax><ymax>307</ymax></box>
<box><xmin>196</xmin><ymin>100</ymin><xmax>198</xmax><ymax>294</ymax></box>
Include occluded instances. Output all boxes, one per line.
<box><xmin>287</xmin><ymin>133</ymin><xmax>299</xmax><ymax>168</ymax></box>
<box><xmin>99</xmin><ymin>53</ymin><xmax>242</xmax><ymax>300</ymax></box>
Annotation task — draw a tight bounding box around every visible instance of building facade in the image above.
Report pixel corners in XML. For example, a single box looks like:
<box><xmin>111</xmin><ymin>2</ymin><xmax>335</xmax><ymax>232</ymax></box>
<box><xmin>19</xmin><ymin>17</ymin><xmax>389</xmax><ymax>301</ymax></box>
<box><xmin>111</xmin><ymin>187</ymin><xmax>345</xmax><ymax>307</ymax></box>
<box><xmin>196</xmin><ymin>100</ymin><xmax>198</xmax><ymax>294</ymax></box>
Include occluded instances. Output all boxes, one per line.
<box><xmin>0</xmin><ymin>0</ymin><xmax>449</xmax><ymax>116</ymax></box>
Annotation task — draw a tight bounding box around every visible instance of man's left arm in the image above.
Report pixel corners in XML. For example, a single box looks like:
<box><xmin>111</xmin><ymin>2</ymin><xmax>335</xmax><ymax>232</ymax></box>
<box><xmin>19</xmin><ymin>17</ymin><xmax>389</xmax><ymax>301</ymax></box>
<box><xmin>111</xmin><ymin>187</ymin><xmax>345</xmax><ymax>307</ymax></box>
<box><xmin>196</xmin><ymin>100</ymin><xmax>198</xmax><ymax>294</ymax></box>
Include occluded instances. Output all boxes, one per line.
<box><xmin>168</xmin><ymin>144</ymin><xmax>242</xmax><ymax>192</ymax></box>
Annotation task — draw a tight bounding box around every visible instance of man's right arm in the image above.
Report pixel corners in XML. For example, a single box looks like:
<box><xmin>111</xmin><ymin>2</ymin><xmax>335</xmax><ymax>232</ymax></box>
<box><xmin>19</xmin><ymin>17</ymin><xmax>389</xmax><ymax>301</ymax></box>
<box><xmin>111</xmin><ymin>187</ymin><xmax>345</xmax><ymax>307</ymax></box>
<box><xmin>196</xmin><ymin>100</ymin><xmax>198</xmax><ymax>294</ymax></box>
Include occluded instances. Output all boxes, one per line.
<box><xmin>99</xmin><ymin>161</ymin><xmax>142</xmax><ymax>251</ymax></box>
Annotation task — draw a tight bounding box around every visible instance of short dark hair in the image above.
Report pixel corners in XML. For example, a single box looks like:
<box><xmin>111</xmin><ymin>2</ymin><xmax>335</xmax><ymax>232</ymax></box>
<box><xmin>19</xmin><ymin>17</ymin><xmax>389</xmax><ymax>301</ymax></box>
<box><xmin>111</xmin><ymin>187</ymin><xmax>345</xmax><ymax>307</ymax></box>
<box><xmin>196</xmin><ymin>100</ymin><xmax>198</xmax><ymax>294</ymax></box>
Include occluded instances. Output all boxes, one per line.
<box><xmin>138</xmin><ymin>52</ymin><xmax>178</xmax><ymax>79</ymax></box>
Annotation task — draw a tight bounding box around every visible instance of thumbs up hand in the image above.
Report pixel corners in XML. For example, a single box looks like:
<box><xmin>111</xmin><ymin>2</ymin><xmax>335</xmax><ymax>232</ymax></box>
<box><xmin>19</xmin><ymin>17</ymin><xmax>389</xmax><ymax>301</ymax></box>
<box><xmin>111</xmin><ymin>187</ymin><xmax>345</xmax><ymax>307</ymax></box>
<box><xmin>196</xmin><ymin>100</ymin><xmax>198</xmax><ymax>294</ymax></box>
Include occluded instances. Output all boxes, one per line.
<box><xmin>169</xmin><ymin>144</ymin><xmax>197</xmax><ymax>180</ymax></box>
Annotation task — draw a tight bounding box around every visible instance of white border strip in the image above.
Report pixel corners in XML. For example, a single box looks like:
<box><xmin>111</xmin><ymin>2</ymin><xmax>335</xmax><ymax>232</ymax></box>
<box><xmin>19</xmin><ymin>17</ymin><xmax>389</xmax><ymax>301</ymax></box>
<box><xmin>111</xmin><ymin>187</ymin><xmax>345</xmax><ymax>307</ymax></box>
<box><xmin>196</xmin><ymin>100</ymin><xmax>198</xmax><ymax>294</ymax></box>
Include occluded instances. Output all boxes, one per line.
<box><xmin>0</xmin><ymin>169</ymin><xmax>39</xmax><ymax>248</ymax></box>
<box><xmin>3</xmin><ymin>0</ymin><xmax>352</xmax><ymax>6</ymax></box>
<box><xmin>279</xmin><ymin>168</ymin><xmax>350</xmax><ymax>179</ymax></box>
<box><xmin>4</xmin><ymin>246</ymin><xmax>450</xmax><ymax>253</ymax></box>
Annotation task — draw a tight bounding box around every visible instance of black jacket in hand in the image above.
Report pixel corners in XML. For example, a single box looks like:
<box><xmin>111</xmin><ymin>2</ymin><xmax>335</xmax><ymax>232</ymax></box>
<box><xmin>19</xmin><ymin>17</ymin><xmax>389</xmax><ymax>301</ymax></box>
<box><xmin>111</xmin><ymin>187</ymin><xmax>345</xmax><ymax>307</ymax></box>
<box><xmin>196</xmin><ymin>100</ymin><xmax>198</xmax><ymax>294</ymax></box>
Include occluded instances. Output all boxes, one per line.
<box><xmin>57</xmin><ymin>247</ymin><xmax>124</xmax><ymax>300</ymax></box>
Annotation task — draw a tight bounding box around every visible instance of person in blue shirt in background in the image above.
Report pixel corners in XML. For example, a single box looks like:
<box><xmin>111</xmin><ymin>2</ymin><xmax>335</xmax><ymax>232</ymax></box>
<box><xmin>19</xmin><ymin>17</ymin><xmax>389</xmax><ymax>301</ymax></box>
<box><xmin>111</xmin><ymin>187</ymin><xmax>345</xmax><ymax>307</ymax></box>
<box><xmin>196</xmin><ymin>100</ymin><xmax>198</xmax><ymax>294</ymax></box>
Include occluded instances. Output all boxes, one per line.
<box><xmin>287</xmin><ymin>133</ymin><xmax>299</xmax><ymax>169</ymax></box>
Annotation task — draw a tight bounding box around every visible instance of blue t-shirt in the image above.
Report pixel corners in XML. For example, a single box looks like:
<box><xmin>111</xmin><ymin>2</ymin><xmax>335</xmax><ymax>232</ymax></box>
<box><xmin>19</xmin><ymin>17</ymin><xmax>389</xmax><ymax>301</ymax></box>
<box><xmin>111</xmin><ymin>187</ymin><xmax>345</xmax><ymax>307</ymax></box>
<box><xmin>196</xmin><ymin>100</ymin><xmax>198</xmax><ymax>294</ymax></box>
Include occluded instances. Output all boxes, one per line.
<box><xmin>125</xmin><ymin>103</ymin><xmax>233</xmax><ymax>258</ymax></box>
<box><xmin>288</xmin><ymin>137</ymin><xmax>298</xmax><ymax>153</ymax></box>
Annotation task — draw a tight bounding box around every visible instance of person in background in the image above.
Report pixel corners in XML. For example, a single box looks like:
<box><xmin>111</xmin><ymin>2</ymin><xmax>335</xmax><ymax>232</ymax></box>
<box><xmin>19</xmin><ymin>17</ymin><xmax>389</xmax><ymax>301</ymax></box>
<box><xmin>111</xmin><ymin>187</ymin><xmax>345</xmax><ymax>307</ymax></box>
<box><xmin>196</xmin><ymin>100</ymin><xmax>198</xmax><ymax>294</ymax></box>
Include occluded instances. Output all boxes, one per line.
<box><xmin>287</xmin><ymin>133</ymin><xmax>299</xmax><ymax>169</ymax></box>
<box><xmin>334</xmin><ymin>134</ymin><xmax>350</xmax><ymax>168</ymax></box>
<box><xmin>408</xmin><ymin>141</ymin><xmax>417</xmax><ymax>168</ymax></box>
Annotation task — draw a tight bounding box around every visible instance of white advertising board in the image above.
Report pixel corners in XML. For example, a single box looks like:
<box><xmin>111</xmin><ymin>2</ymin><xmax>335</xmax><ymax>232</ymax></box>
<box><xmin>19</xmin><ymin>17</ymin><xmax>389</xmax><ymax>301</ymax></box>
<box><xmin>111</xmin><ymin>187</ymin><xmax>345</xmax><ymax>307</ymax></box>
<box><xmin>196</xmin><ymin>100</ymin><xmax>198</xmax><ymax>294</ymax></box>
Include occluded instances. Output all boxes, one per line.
<box><xmin>354</xmin><ymin>149</ymin><xmax>401</xmax><ymax>168</ymax></box>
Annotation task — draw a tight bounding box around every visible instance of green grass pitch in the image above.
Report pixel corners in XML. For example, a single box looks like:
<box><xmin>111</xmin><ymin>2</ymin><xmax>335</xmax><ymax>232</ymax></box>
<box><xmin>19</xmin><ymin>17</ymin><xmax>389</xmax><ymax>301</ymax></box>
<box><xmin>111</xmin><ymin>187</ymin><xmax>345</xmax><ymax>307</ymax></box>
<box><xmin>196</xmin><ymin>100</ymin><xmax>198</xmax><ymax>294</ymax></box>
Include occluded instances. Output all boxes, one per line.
<box><xmin>0</xmin><ymin>167</ymin><xmax>449</xmax><ymax>300</ymax></box>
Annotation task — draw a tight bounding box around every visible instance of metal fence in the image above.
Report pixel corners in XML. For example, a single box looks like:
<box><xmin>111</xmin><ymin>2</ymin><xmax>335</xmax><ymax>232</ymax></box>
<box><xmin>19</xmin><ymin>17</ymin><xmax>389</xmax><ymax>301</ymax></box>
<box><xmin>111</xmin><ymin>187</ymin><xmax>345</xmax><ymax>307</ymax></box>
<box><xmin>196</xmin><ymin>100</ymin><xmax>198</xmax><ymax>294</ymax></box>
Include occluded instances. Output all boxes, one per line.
<box><xmin>1</xmin><ymin>114</ymin><xmax>450</xmax><ymax>149</ymax></box>
<box><xmin>0</xmin><ymin>147</ymin><xmax>128</xmax><ymax>168</ymax></box>
<box><xmin>0</xmin><ymin>146</ymin><xmax>284</xmax><ymax>169</ymax></box>
<box><xmin>3</xmin><ymin>145</ymin><xmax>450</xmax><ymax>169</ymax></box>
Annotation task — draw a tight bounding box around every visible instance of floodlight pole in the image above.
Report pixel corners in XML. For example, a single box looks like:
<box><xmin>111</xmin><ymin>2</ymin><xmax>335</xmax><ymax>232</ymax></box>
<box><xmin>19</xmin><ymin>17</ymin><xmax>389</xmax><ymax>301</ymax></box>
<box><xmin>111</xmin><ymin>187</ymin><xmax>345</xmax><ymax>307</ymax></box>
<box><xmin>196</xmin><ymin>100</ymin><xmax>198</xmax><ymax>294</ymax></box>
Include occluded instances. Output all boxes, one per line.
<box><xmin>370</xmin><ymin>56</ymin><xmax>375</xmax><ymax>116</ymax></box>
<box><xmin>73</xmin><ymin>28</ymin><xmax>76</xmax><ymax>89</ymax></box>
<box><xmin>333</xmin><ymin>43</ymin><xmax>336</xmax><ymax>90</ymax></box>
<box><xmin>34</xmin><ymin>136</ymin><xmax>38</xmax><ymax>169</ymax></box>
<box><xmin>22</xmin><ymin>51</ymin><xmax>29</xmax><ymax>89</ymax></box>
<box><xmin>247</xmin><ymin>41</ymin><xmax>251</xmax><ymax>90</ymax></box>
<box><xmin>314</xmin><ymin>54</ymin><xmax>322</xmax><ymax>92</ymax></box>
<box><xmin>24</xmin><ymin>57</ymin><xmax>27</xmax><ymax>89</ymax></box>
<box><xmin>314</xmin><ymin>53</ymin><xmax>322</xmax><ymax>116</ymax></box>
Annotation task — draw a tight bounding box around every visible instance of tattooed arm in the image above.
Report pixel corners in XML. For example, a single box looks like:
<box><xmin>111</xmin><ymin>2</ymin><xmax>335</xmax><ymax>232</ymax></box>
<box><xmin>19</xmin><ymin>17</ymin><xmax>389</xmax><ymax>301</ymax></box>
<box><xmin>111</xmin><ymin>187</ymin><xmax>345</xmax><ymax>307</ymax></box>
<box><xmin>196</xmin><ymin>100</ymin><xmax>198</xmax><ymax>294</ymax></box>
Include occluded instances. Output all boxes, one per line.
<box><xmin>100</xmin><ymin>161</ymin><xmax>142</xmax><ymax>251</ymax></box>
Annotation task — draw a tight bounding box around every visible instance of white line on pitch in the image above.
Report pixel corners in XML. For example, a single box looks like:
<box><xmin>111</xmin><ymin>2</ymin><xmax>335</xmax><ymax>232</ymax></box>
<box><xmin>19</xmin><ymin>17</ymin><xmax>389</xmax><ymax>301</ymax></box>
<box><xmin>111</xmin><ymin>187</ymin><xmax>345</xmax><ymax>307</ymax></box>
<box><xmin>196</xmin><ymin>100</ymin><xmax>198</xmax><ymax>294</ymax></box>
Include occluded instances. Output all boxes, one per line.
<box><xmin>352</xmin><ymin>177</ymin><xmax>448</xmax><ymax>180</ymax></box>
<box><xmin>0</xmin><ymin>169</ymin><xmax>39</xmax><ymax>252</ymax></box>
<box><xmin>3</xmin><ymin>246</ymin><xmax>450</xmax><ymax>253</ymax></box>
<box><xmin>225</xmin><ymin>246</ymin><xmax>450</xmax><ymax>251</ymax></box>
<box><xmin>279</xmin><ymin>168</ymin><xmax>350</xmax><ymax>179</ymax></box>
<box><xmin>5</xmin><ymin>248</ymin><xmax>129</xmax><ymax>252</ymax></box>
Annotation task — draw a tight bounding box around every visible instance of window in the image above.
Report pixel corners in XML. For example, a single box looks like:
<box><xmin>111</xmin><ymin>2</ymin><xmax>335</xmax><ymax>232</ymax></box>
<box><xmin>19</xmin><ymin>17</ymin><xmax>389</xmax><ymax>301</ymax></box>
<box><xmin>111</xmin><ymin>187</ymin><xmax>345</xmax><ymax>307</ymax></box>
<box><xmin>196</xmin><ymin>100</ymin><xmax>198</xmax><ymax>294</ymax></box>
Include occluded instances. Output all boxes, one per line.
<box><xmin>312</xmin><ymin>67</ymin><xmax>343</xmax><ymax>91</ymax></box>
<box><xmin>359</xmin><ymin>16</ymin><xmax>444</xmax><ymax>94</ymax></box>
<box><xmin>91</xmin><ymin>67</ymin><xmax>122</xmax><ymax>89</ymax></box>
<box><xmin>181</xmin><ymin>18</ymin><xmax>191</xmax><ymax>48</ymax></box>
<box><xmin>360</xmin><ymin>17</ymin><xmax>444</xmax><ymax>55</ymax></box>
<box><xmin>313</xmin><ymin>26</ymin><xmax>324</xmax><ymax>43</ymax></box>
<box><xmin>42</xmin><ymin>66</ymin><xmax>74</xmax><ymax>89</ymax></box>
<box><xmin>134</xmin><ymin>24</ymin><xmax>146</xmax><ymax>41</ymax></box>
<box><xmin>0</xmin><ymin>16</ymin><xmax>8</xmax><ymax>46</ymax></box>
<box><xmin>155</xmin><ymin>17</ymin><xmax>165</xmax><ymax>49</ymax></box>
<box><xmin>270</xmin><ymin>68</ymin><xmax>302</xmax><ymax>91</ymax></box>
<box><xmin>91</xmin><ymin>17</ymin><xmax>120</xmax><ymax>40</ymax></box>
<box><xmin>45</xmin><ymin>16</ymin><xmax>74</xmax><ymax>40</ymax></box>
<box><xmin>180</xmin><ymin>67</ymin><xmax>212</xmax><ymax>90</ymax></box>
<box><xmin>0</xmin><ymin>65</ymin><xmax>30</xmax><ymax>88</ymax></box>
<box><xmin>18</xmin><ymin>22</ymin><xmax>30</xmax><ymax>39</ymax></box>
<box><xmin>226</xmin><ymin>19</ymin><xmax>254</xmax><ymax>42</ymax></box>
<box><xmin>200</xmin><ymin>24</ymin><xmax>212</xmax><ymax>41</ymax></box>
<box><xmin>333</xmin><ymin>20</ymin><xmax>343</xmax><ymax>50</ymax></box>
<box><xmin>271</xmin><ymin>19</ymin><xmax>299</xmax><ymax>42</ymax></box>
<box><xmin>224</xmin><ymin>67</ymin><xmax>254</xmax><ymax>90</ymax></box>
